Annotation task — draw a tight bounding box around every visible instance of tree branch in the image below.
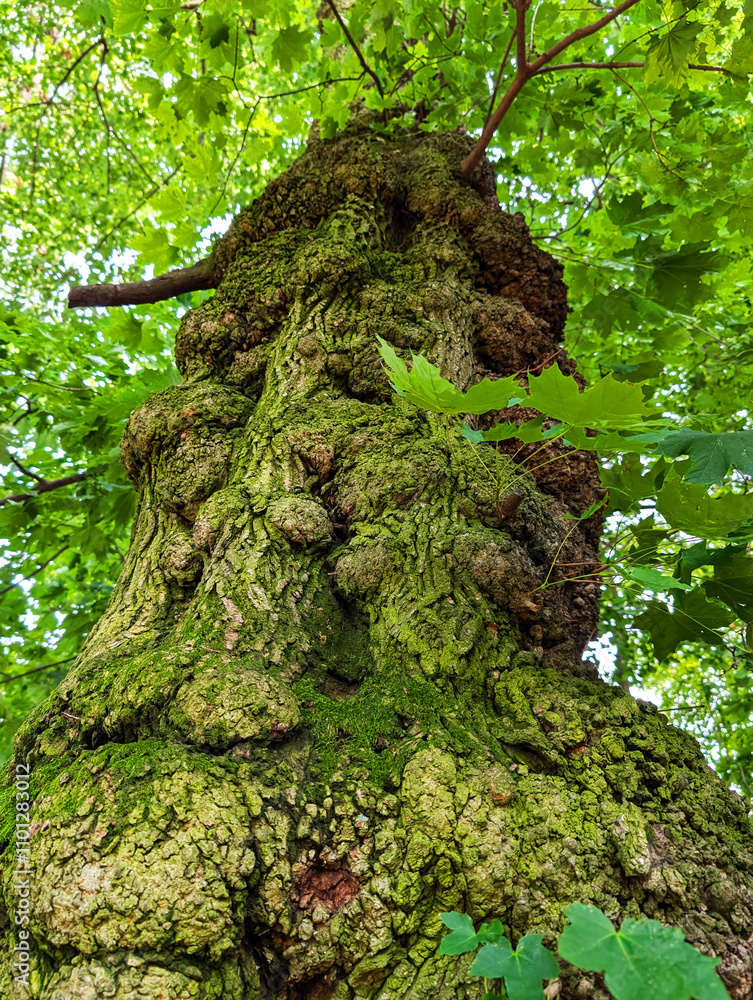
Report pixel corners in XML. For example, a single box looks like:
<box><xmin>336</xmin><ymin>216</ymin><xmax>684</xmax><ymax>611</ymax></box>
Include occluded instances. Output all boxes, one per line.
<box><xmin>0</xmin><ymin>473</ymin><xmax>88</xmax><ymax>506</ymax></box>
<box><xmin>325</xmin><ymin>0</ymin><xmax>384</xmax><ymax>97</ymax></box>
<box><xmin>0</xmin><ymin>545</ymin><xmax>70</xmax><ymax>597</ymax></box>
<box><xmin>534</xmin><ymin>60</ymin><xmax>643</xmax><ymax>73</ymax></box>
<box><xmin>533</xmin><ymin>59</ymin><xmax>737</xmax><ymax>75</ymax></box>
<box><xmin>460</xmin><ymin>0</ymin><xmax>642</xmax><ymax>177</ymax></box>
<box><xmin>515</xmin><ymin>0</ymin><xmax>530</xmax><ymax>74</ymax></box>
<box><xmin>8</xmin><ymin>455</ymin><xmax>44</xmax><ymax>482</ymax></box>
<box><xmin>531</xmin><ymin>0</ymin><xmax>642</xmax><ymax>68</ymax></box>
<box><xmin>0</xmin><ymin>657</ymin><xmax>75</xmax><ymax>682</ymax></box>
<box><xmin>68</xmin><ymin>258</ymin><xmax>215</xmax><ymax>308</ymax></box>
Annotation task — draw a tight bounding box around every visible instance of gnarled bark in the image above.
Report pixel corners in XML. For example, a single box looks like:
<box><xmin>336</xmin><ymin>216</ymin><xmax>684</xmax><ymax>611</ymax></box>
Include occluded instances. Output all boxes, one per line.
<box><xmin>2</xmin><ymin>124</ymin><xmax>752</xmax><ymax>1000</ymax></box>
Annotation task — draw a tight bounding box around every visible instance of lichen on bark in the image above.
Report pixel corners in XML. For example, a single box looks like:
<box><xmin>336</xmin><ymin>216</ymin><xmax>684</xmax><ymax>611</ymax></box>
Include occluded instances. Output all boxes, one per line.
<box><xmin>1</xmin><ymin>122</ymin><xmax>752</xmax><ymax>1000</ymax></box>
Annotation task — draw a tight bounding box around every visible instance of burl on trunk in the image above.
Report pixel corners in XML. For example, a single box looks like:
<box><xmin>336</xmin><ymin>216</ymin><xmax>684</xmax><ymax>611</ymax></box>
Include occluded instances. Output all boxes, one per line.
<box><xmin>2</xmin><ymin>124</ymin><xmax>752</xmax><ymax>1000</ymax></box>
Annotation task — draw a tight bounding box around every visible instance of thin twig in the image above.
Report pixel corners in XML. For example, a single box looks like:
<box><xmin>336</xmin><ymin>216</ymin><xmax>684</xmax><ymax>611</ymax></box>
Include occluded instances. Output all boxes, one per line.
<box><xmin>0</xmin><ymin>657</ymin><xmax>75</xmax><ymax>682</ymax></box>
<box><xmin>535</xmin><ymin>60</ymin><xmax>642</xmax><ymax>73</ymax></box>
<box><xmin>325</xmin><ymin>0</ymin><xmax>384</xmax><ymax>97</ymax></box>
<box><xmin>0</xmin><ymin>545</ymin><xmax>70</xmax><ymax>597</ymax></box>
<box><xmin>484</xmin><ymin>31</ymin><xmax>516</xmax><ymax>129</ymax></box>
<box><xmin>659</xmin><ymin>703</ymin><xmax>707</xmax><ymax>713</ymax></box>
<box><xmin>513</xmin><ymin>347</ymin><xmax>563</xmax><ymax>377</ymax></box>
<box><xmin>23</xmin><ymin>377</ymin><xmax>94</xmax><ymax>393</ymax></box>
<box><xmin>610</xmin><ymin>68</ymin><xmax>682</xmax><ymax>179</ymax></box>
<box><xmin>209</xmin><ymin>76</ymin><xmax>362</xmax><ymax>214</ymax></box>
<box><xmin>92</xmin><ymin>45</ymin><xmax>155</xmax><ymax>186</ymax></box>
<box><xmin>8</xmin><ymin>455</ymin><xmax>43</xmax><ymax>482</ymax></box>
<box><xmin>29</xmin><ymin>38</ymin><xmax>105</xmax><ymax>205</ymax></box>
<box><xmin>91</xmin><ymin>165</ymin><xmax>182</xmax><ymax>254</ymax></box>
<box><xmin>611</xmin><ymin>1</ymin><xmax>700</xmax><ymax>59</ymax></box>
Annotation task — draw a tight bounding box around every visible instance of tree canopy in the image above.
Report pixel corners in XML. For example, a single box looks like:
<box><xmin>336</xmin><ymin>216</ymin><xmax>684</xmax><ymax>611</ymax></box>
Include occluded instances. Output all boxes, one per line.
<box><xmin>1</xmin><ymin>0</ymin><xmax>752</xmax><ymax>792</ymax></box>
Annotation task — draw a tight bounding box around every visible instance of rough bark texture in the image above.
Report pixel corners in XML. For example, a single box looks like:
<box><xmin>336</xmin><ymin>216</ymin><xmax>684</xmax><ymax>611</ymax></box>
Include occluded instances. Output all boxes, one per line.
<box><xmin>2</xmin><ymin>122</ymin><xmax>752</xmax><ymax>1000</ymax></box>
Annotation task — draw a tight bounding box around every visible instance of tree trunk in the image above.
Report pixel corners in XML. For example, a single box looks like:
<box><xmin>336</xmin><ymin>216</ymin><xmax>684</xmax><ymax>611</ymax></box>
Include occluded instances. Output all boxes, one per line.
<box><xmin>2</xmin><ymin>123</ymin><xmax>752</xmax><ymax>1000</ymax></box>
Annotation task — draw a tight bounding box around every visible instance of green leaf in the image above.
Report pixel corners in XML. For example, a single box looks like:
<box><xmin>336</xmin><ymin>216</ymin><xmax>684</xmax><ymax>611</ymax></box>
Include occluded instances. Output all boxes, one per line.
<box><xmin>563</xmin><ymin>426</ymin><xmax>666</xmax><ymax>454</ymax></box>
<box><xmin>645</xmin><ymin>22</ymin><xmax>702</xmax><ymax>86</ymax></box>
<box><xmin>656</xmin><ymin>471</ymin><xmax>753</xmax><ymax>538</ymax></box>
<box><xmin>623</xmin><ymin>566</ymin><xmax>693</xmax><ymax>592</ymax></box>
<box><xmin>476</xmin><ymin>918</ymin><xmax>507</xmax><ymax>944</ymax></box>
<box><xmin>75</xmin><ymin>0</ymin><xmax>112</xmax><ymax>27</ymax></box>
<box><xmin>471</xmin><ymin>934</ymin><xmax>559</xmax><ymax>1000</ymax></box>
<box><xmin>270</xmin><ymin>26</ymin><xmax>315</xmax><ymax>73</ymax></box>
<box><xmin>439</xmin><ymin>912</ymin><xmax>478</xmax><ymax>955</ymax></box>
<box><xmin>465</xmin><ymin>416</ymin><xmax>560</xmax><ymax>444</ymax></box>
<box><xmin>601</xmin><ymin>455</ymin><xmax>666</xmax><ymax>515</ymax></box>
<box><xmin>704</xmin><ymin>577</ymin><xmax>753</xmax><ymax>623</ymax></box>
<box><xmin>657</xmin><ymin>429</ymin><xmax>753</xmax><ymax>486</ymax></box>
<box><xmin>563</xmin><ymin>495</ymin><xmax>608</xmax><ymax>521</ymax></box>
<box><xmin>111</xmin><ymin>0</ymin><xmax>147</xmax><ymax>34</ymax></box>
<box><xmin>634</xmin><ymin>590</ymin><xmax>736</xmax><ymax>660</ymax></box>
<box><xmin>559</xmin><ymin>904</ymin><xmax>727</xmax><ymax>1000</ymax></box>
<box><xmin>525</xmin><ymin>365</ymin><xmax>652</xmax><ymax>429</ymax></box>
<box><xmin>377</xmin><ymin>337</ymin><xmax>517</xmax><ymax>415</ymax></box>
<box><xmin>677</xmin><ymin>541</ymin><xmax>748</xmax><ymax>582</ymax></box>
<box><xmin>649</xmin><ymin>242</ymin><xmax>727</xmax><ymax>308</ymax></box>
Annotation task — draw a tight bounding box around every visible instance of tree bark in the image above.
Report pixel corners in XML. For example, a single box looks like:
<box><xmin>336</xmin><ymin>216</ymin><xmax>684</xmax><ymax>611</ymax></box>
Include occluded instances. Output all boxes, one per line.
<box><xmin>2</xmin><ymin>125</ymin><xmax>752</xmax><ymax>1000</ymax></box>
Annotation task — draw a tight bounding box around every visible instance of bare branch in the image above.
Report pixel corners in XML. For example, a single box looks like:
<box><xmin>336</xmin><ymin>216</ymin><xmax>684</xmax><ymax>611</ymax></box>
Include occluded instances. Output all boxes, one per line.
<box><xmin>534</xmin><ymin>59</ymin><xmax>738</xmax><ymax>76</ymax></box>
<box><xmin>68</xmin><ymin>258</ymin><xmax>215</xmax><ymax>309</ymax></box>
<box><xmin>534</xmin><ymin>60</ymin><xmax>643</xmax><ymax>73</ymax></box>
<box><xmin>0</xmin><ymin>473</ymin><xmax>89</xmax><ymax>507</ymax></box>
<box><xmin>460</xmin><ymin>0</ymin><xmax>642</xmax><ymax>177</ymax></box>
<box><xmin>515</xmin><ymin>0</ymin><xmax>530</xmax><ymax>74</ymax></box>
<box><xmin>325</xmin><ymin>0</ymin><xmax>384</xmax><ymax>97</ymax></box>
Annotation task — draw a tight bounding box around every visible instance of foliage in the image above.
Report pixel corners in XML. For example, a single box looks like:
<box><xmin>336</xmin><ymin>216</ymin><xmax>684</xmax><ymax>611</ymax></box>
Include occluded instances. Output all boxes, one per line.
<box><xmin>439</xmin><ymin>905</ymin><xmax>727</xmax><ymax>1000</ymax></box>
<box><xmin>1</xmin><ymin>0</ymin><xmax>752</xmax><ymax>780</ymax></box>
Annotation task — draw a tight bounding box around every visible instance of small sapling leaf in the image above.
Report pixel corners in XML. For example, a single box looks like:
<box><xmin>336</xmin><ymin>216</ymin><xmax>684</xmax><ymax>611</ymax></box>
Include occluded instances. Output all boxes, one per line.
<box><xmin>471</xmin><ymin>934</ymin><xmax>559</xmax><ymax>1000</ymax></box>
<box><xmin>476</xmin><ymin>918</ymin><xmax>507</xmax><ymax>944</ymax></box>
<box><xmin>439</xmin><ymin>912</ymin><xmax>479</xmax><ymax>954</ymax></box>
<box><xmin>558</xmin><ymin>904</ymin><xmax>727</xmax><ymax>1000</ymax></box>
<box><xmin>376</xmin><ymin>336</ymin><xmax>518</xmax><ymax>415</ymax></box>
<box><xmin>562</xmin><ymin>496</ymin><xmax>608</xmax><ymax>521</ymax></box>
<box><xmin>623</xmin><ymin>567</ymin><xmax>693</xmax><ymax>592</ymax></box>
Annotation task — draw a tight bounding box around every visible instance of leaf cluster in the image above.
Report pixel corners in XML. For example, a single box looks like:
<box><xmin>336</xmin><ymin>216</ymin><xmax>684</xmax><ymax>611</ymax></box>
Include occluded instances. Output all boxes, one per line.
<box><xmin>439</xmin><ymin>904</ymin><xmax>727</xmax><ymax>1000</ymax></box>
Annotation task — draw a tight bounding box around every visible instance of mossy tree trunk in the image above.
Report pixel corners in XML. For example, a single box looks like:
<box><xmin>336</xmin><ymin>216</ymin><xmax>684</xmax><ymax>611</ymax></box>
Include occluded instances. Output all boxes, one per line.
<box><xmin>2</xmin><ymin>125</ymin><xmax>752</xmax><ymax>1000</ymax></box>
